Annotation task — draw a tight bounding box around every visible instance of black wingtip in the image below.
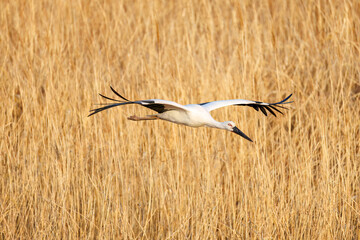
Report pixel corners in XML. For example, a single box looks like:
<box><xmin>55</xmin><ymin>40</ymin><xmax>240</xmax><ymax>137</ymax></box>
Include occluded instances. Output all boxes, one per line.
<box><xmin>88</xmin><ymin>87</ymin><xmax>132</xmax><ymax>118</ymax></box>
<box><xmin>87</xmin><ymin>102</ymin><xmax>133</xmax><ymax>117</ymax></box>
<box><xmin>276</xmin><ymin>93</ymin><xmax>293</xmax><ymax>104</ymax></box>
<box><xmin>259</xmin><ymin>106</ymin><xmax>268</xmax><ymax>116</ymax></box>
<box><xmin>249</xmin><ymin>93</ymin><xmax>293</xmax><ymax>117</ymax></box>
<box><xmin>88</xmin><ymin>109</ymin><xmax>99</xmax><ymax>117</ymax></box>
<box><xmin>110</xmin><ymin>86</ymin><xmax>130</xmax><ymax>102</ymax></box>
<box><xmin>99</xmin><ymin>93</ymin><xmax>123</xmax><ymax>102</ymax></box>
<box><xmin>87</xmin><ymin>108</ymin><xmax>103</xmax><ymax>117</ymax></box>
<box><xmin>264</xmin><ymin>106</ymin><xmax>277</xmax><ymax>117</ymax></box>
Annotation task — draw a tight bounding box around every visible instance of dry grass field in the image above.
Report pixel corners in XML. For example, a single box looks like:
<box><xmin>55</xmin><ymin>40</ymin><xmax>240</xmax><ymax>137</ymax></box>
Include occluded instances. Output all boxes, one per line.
<box><xmin>1</xmin><ymin>0</ymin><xmax>360</xmax><ymax>239</ymax></box>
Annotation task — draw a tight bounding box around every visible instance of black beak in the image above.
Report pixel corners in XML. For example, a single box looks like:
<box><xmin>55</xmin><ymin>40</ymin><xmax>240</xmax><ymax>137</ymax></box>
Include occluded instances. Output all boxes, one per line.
<box><xmin>233</xmin><ymin>127</ymin><xmax>253</xmax><ymax>142</ymax></box>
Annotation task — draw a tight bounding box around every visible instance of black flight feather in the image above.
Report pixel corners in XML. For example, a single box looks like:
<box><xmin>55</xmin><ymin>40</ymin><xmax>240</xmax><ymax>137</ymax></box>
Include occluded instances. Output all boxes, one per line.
<box><xmin>99</xmin><ymin>93</ymin><xmax>124</xmax><ymax>102</ymax></box>
<box><xmin>110</xmin><ymin>86</ymin><xmax>130</xmax><ymax>102</ymax></box>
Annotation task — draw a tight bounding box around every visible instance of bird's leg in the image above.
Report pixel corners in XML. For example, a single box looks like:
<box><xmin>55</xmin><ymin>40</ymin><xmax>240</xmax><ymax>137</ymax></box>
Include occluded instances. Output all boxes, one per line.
<box><xmin>127</xmin><ymin>115</ymin><xmax>159</xmax><ymax>121</ymax></box>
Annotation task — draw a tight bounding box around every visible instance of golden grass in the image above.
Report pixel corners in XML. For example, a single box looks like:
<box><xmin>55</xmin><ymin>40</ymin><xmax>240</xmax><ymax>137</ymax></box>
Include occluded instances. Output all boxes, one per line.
<box><xmin>1</xmin><ymin>0</ymin><xmax>360</xmax><ymax>239</ymax></box>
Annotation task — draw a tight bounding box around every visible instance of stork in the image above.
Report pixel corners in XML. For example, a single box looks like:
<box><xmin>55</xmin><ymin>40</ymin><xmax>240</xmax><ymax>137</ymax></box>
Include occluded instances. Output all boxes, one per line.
<box><xmin>89</xmin><ymin>86</ymin><xmax>293</xmax><ymax>142</ymax></box>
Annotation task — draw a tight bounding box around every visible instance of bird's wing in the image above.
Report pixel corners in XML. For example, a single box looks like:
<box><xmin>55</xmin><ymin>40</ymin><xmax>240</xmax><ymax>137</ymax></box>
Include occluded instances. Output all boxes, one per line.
<box><xmin>200</xmin><ymin>94</ymin><xmax>293</xmax><ymax>117</ymax></box>
<box><xmin>88</xmin><ymin>87</ymin><xmax>189</xmax><ymax>117</ymax></box>
<box><xmin>140</xmin><ymin>99</ymin><xmax>189</xmax><ymax>113</ymax></box>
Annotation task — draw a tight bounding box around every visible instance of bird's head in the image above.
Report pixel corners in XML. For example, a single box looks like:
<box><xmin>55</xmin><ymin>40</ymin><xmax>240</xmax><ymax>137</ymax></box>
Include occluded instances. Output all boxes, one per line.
<box><xmin>223</xmin><ymin>121</ymin><xmax>253</xmax><ymax>142</ymax></box>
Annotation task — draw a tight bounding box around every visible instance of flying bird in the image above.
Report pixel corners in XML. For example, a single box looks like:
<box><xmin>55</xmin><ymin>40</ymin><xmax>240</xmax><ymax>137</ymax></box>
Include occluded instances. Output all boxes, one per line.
<box><xmin>89</xmin><ymin>86</ymin><xmax>293</xmax><ymax>142</ymax></box>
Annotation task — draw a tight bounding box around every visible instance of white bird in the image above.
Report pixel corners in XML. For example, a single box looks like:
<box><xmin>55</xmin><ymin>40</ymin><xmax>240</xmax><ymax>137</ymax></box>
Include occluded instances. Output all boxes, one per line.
<box><xmin>89</xmin><ymin>86</ymin><xmax>293</xmax><ymax>142</ymax></box>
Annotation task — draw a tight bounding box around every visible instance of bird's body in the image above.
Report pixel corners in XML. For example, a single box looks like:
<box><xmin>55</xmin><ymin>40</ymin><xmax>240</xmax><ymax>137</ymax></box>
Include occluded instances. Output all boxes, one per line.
<box><xmin>89</xmin><ymin>86</ymin><xmax>293</xmax><ymax>142</ymax></box>
<box><xmin>159</xmin><ymin>104</ymin><xmax>216</xmax><ymax>127</ymax></box>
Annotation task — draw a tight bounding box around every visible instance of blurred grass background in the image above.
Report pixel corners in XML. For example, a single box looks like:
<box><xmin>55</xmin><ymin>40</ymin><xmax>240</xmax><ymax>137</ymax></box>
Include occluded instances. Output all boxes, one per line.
<box><xmin>1</xmin><ymin>0</ymin><xmax>359</xmax><ymax>239</ymax></box>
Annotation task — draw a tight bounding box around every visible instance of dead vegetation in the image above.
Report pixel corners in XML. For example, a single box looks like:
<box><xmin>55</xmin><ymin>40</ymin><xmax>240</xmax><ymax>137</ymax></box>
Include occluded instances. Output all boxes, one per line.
<box><xmin>1</xmin><ymin>0</ymin><xmax>359</xmax><ymax>239</ymax></box>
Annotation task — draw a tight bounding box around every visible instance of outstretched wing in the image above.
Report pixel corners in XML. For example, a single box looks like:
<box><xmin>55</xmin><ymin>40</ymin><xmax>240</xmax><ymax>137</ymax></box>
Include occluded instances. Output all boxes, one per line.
<box><xmin>200</xmin><ymin>94</ymin><xmax>293</xmax><ymax>117</ymax></box>
<box><xmin>88</xmin><ymin>86</ymin><xmax>188</xmax><ymax>117</ymax></box>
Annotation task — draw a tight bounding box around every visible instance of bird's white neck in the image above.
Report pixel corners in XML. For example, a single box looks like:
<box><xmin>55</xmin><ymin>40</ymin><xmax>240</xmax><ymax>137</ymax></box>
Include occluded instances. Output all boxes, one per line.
<box><xmin>206</xmin><ymin>121</ymin><xmax>227</xmax><ymax>130</ymax></box>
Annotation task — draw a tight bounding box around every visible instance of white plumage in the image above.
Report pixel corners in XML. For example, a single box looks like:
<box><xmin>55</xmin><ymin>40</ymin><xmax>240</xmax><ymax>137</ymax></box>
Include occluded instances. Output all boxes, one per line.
<box><xmin>89</xmin><ymin>86</ymin><xmax>293</xmax><ymax>142</ymax></box>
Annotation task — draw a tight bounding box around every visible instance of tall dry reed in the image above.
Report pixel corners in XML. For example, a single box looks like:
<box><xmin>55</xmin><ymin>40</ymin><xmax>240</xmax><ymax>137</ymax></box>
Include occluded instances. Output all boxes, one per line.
<box><xmin>1</xmin><ymin>0</ymin><xmax>359</xmax><ymax>239</ymax></box>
